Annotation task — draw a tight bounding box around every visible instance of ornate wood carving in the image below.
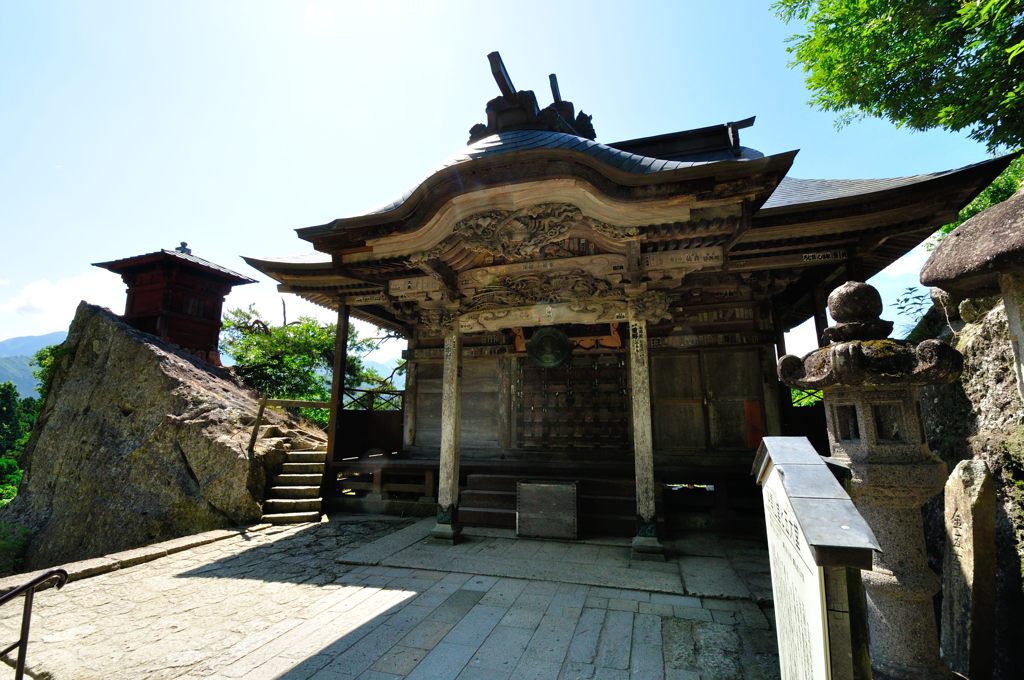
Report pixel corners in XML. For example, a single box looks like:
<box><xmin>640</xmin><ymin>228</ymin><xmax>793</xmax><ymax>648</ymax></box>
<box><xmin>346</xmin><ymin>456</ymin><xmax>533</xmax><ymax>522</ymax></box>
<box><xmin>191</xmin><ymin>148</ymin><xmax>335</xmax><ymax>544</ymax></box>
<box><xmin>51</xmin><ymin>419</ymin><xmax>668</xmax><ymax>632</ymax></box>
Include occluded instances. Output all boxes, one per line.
<box><xmin>459</xmin><ymin>254</ymin><xmax>626</xmax><ymax>295</ymax></box>
<box><xmin>419</xmin><ymin>309</ymin><xmax>458</xmax><ymax>336</ymax></box>
<box><xmin>461</xmin><ymin>268</ymin><xmax>617</xmax><ymax>313</ymax></box>
<box><xmin>627</xmin><ymin>290</ymin><xmax>672</xmax><ymax>323</ymax></box>
<box><xmin>591</xmin><ymin>222</ymin><xmax>642</xmax><ymax>240</ymax></box>
<box><xmin>428</xmin><ymin>203</ymin><xmax>639</xmax><ymax>263</ymax></box>
<box><xmin>454</xmin><ymin>203</ymin><xmax>575</xmax><ymax>260</ymax></box>
<box><xmin>459</xmin><ymin>300</ymin><xmax>629</xmax><ymax>333</ymax></box>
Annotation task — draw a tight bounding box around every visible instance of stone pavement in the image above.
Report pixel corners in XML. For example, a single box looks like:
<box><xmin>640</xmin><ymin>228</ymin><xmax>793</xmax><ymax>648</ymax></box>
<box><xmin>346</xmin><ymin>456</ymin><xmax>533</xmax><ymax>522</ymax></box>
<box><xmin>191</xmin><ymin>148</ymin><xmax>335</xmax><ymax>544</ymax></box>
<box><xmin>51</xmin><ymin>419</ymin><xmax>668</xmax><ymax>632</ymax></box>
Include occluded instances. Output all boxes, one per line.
<box><xmin>0</xmin><ymin>515</ymin><xmax>779</xmax><ymax>679</ymax></box>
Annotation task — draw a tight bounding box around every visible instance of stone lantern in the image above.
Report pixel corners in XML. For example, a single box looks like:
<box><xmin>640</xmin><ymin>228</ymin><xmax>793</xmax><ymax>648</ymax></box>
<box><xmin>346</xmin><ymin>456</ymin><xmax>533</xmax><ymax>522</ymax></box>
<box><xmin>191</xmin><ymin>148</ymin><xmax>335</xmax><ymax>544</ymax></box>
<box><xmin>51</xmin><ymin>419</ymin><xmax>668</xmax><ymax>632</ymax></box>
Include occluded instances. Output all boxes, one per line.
<box><xmin>778</xmin><ymin>281</ymin><xmax>963</xmax><ymax>679</ymax></box>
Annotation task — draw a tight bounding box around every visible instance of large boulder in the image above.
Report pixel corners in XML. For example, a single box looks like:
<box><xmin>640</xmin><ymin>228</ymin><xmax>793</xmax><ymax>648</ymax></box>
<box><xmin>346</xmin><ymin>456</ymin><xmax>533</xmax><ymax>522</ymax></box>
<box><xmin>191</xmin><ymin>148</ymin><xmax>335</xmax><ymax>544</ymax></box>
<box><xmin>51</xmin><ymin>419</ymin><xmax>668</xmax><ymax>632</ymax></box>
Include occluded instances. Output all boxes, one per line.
<box><xmin>0</xmin><ymin>303</ymin><xmax>325</xmax><ymax>570</ymax></box>
<box><xmin>918</xmin><ymin>299</ymin><xmax>1024</xmax><ymax>678</ymax></box>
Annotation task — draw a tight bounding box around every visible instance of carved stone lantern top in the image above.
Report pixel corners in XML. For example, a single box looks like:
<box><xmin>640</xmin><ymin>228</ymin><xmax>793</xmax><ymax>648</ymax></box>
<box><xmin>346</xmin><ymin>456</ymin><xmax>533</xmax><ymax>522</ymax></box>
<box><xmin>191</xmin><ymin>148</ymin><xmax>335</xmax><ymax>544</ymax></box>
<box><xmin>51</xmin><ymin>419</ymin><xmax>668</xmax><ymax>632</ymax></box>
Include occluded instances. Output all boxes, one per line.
<box><xmin>778</xmin><ymin>281</ymin><xmax>963</xmax><ymax>389</ymax></box>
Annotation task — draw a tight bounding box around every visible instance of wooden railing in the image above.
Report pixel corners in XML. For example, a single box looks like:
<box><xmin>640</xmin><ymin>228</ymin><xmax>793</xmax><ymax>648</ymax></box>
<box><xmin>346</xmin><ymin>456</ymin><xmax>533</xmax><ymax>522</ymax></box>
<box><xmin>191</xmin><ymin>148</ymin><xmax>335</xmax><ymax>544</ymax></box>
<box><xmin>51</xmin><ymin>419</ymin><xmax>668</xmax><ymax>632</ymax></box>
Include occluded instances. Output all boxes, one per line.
<box><xmin>344</xmin><ymin>388</ymin><xmax>402</xmax><ymax>411</ymax></box>
<box><xmin>247</xmin><ymin>389</ymin><xmax>404</xmax><ymax>454</ymax></box>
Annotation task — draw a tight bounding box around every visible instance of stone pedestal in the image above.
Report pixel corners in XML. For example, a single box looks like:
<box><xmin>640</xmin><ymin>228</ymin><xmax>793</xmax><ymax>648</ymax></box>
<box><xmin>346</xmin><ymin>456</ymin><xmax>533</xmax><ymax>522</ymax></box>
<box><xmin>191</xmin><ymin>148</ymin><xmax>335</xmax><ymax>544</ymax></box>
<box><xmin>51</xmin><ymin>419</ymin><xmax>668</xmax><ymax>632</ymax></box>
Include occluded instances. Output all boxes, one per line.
<box><xmin>779</xmin><ymin>282</ymin><xmax>963</xmax><ymax>679</ymax></box>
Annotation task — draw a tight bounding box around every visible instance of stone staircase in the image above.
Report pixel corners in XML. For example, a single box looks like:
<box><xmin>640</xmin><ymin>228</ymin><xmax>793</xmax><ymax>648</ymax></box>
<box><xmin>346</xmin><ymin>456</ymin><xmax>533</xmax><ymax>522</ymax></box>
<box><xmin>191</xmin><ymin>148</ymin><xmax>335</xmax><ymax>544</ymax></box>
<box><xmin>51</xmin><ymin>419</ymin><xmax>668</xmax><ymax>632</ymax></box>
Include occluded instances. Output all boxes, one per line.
<box><xmin>261</xmin><ymin>447</ymin><xmax>327</xmax><ymax>524</ymax></box>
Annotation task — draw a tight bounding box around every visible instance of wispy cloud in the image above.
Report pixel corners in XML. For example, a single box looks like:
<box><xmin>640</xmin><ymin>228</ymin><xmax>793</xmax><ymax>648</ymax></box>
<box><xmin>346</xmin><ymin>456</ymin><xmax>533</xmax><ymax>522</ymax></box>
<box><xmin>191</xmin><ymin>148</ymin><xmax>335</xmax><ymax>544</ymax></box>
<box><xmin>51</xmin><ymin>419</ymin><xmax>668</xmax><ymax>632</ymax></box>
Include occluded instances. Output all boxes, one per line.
<box><xmin>0</xmin><ymin>270</ymin><xmax>125</xmax><ymax>341</ymax></box>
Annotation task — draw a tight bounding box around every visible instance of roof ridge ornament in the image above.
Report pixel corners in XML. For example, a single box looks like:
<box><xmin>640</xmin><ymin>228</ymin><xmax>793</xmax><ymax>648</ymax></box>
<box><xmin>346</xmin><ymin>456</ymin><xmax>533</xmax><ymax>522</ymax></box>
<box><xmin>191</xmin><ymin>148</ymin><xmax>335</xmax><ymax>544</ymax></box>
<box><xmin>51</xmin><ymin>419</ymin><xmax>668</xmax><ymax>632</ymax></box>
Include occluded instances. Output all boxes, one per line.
<box><xmin>468</xmin><ymin>51</ymin><xmax>596</xmax><ymax>144</ymax></box>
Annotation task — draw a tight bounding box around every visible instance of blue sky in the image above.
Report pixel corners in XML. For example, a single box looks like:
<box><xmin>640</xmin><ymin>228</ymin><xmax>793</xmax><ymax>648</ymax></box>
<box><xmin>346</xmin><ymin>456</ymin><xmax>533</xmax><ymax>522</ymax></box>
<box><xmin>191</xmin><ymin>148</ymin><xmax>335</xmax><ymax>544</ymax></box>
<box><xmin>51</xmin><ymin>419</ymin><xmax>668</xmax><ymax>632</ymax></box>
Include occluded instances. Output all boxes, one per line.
<box><xmin>0</xmin><ymin>1</ymin><xmax>995</xmax><ymax>358</ymax></box>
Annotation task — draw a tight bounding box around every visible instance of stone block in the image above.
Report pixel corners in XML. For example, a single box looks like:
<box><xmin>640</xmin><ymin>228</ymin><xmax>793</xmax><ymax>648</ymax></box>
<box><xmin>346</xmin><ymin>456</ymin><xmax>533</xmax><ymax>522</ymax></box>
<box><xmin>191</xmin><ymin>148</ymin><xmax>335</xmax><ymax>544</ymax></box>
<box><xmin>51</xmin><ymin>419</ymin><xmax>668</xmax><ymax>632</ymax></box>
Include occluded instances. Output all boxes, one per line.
<box><xmin>941</xmin><ymin>459</ymin><xmax>995</xmax><ymax>679</ymax></box>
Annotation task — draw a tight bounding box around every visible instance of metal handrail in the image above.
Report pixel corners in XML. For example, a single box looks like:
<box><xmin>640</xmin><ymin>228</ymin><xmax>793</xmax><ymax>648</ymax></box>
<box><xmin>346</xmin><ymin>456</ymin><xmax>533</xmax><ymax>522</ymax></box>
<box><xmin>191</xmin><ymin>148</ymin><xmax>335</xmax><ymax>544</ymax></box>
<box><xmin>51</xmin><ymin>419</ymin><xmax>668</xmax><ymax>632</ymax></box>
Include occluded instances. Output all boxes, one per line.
<box><xmin>0</xmin><ymin>568</ymin><xmax>68</xmax><ymax>679</ymax></box>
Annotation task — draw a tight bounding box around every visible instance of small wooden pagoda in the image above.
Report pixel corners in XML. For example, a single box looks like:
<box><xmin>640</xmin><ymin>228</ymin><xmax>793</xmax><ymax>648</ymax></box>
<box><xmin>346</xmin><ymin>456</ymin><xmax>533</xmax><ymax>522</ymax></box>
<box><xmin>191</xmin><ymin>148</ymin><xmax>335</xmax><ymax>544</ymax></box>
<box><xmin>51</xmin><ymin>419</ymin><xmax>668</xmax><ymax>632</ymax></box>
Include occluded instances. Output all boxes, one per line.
<box><xmin>96</xmin><ymin>243</ymin><xmax>255</xmax><ymax>365</ymax></box>
<box><xmin>244</xmin><ymin>53</ymin><xmax>1012</xmax><ymax>553</ymax></box>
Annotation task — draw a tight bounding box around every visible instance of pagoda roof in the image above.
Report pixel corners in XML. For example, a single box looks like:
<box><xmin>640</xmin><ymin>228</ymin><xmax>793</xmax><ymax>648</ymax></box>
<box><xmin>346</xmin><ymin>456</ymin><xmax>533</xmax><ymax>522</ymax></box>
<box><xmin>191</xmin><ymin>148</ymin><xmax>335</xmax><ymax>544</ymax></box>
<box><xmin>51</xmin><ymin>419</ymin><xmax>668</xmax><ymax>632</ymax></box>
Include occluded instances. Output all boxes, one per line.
<box><xmin>95</xmin><ymin>247</ymin><xmax>256</xmax><ymax>286</ymax></box>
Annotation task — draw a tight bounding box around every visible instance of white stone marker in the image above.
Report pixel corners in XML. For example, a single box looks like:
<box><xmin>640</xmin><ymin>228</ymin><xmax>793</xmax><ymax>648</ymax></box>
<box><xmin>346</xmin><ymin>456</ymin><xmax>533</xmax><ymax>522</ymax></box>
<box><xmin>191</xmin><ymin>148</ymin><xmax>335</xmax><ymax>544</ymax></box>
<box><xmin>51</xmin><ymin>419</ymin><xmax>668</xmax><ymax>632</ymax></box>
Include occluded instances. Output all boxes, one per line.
<box><xmin>755</xmin><ymin>437</ymin><xmax>880</xmax><ymax>680</ymax></box>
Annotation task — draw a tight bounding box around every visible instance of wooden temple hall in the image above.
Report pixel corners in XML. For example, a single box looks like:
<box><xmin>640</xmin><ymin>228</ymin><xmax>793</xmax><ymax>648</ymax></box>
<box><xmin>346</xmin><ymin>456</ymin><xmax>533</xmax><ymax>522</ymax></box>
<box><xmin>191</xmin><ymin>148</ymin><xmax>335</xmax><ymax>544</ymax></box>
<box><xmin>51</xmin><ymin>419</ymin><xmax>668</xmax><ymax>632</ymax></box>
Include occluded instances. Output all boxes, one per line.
<box><xmin>245</xmin><ymin>53</ymin><xmax>1011</xmax><ymax>554</ymax></box>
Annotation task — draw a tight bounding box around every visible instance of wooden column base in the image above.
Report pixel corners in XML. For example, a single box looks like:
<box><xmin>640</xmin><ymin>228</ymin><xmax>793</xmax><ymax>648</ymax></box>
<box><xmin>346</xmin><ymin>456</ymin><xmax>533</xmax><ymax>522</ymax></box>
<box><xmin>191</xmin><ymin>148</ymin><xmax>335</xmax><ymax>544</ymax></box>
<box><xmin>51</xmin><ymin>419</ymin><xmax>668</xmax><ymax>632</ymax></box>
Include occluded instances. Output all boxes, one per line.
<box><xmin>430</xmin><ymin>522</ymin><xmax>462</xmax><ymax>543</ymax></box>
<box><xmin>431</xmin><ymin>503</ymin><xmax>462</xmax><ymax>543</ymax></box>
<box><xmin>631</xmin><ymin>534</ymin><xmax>665</xmax><ymax>561</ymax></box>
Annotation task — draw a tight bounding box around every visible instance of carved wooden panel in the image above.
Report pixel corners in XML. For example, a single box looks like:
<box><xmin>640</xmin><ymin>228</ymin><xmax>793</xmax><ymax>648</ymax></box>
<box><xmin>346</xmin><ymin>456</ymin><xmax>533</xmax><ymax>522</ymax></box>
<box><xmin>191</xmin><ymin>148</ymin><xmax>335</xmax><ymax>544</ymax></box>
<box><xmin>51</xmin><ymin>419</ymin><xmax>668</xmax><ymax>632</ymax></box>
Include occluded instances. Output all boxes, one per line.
<box><xmin>513</xmin><ymin>354</ymin><xmax>629</xmax><ymax>449</ymax></box>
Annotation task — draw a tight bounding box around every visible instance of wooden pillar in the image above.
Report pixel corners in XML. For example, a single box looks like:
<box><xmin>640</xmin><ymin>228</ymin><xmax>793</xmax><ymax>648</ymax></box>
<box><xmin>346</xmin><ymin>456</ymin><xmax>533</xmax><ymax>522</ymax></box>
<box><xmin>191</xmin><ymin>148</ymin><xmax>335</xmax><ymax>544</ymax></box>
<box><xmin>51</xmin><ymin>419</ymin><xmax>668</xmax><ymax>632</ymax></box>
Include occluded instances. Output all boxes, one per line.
<box><xmin>432</xmin><ymin>322</ymin><xmax>462</xmax><ymax>541</ymax></box>
<box><xmin>812</xmin><ymin>288</ymin><xmax>828</xmax><ymax>348</ymax></box>
<box><xmin>324</xmin><ymin>301</ymin><xmax>349</xmax><ymax>503</ymax></box>
<box><xmin>402</xmin><ymin>338</ymin><xmax>417</xmax><ymax>450</ymax></box>
<box><xmin>627</xmin><ymin>307</ymin><xmax>663</xmax><ymax>558</ymax></box>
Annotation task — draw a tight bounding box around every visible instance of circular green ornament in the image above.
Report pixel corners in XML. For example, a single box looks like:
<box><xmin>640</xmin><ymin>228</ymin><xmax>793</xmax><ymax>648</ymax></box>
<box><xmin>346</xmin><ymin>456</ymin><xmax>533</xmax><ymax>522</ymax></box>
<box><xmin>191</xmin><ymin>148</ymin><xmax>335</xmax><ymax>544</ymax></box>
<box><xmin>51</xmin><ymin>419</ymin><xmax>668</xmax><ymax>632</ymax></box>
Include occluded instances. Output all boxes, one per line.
<box><xmin>527</xmin><ymin>326</ymin><xmax>572</xmax><ymax>368</ymax></box>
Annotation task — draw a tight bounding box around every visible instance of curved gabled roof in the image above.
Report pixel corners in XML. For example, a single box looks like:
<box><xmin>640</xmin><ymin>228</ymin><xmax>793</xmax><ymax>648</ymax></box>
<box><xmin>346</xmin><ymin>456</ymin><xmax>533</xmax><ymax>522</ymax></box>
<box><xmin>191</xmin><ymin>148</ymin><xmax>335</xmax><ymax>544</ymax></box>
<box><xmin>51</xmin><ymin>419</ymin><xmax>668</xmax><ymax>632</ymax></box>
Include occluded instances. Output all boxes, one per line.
<box><xmin>298</xmin><ymin>129</ymin><xmax>794</xmax><ymax>250</ymax></box>
<box><xmin>362</xmin><ymin>129</ymin><xmax>744</xmax><ymax>216</ymax></box>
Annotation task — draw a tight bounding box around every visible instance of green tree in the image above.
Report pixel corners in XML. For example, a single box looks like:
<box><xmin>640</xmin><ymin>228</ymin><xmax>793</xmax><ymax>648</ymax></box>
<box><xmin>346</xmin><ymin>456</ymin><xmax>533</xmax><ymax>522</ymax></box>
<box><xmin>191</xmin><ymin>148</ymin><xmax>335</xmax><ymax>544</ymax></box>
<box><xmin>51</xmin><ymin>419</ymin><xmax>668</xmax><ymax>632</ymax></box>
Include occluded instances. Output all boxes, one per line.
<box><xmin>0</xmin><ymin>383</ymin><xmax>37</xmax><ymax>509</ymax></box>
<box><xmin>219</xmin><ymin>307</ymin><xmax>401</xmax><ymax>424</ymax></box>
<box><xmin>775</xmin><ymin>0</ymin><xmax>1024</xmax><ymax>151</ymax></box>
<box><xmin>31</xmin><ymin>343</ymin><xmax>67</xmax><ymax>401</ymax></box>
<box><xmin>0</xmin><ymin>383</ymin><xmax>20</xmax><ymax>454</ymax></box>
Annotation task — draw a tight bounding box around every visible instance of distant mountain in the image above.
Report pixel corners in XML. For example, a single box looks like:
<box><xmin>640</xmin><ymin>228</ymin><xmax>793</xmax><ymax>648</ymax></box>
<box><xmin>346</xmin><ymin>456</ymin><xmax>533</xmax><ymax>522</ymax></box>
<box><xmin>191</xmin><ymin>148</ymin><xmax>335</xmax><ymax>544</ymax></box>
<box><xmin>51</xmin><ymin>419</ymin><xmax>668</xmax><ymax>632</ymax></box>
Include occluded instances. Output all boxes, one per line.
<box><xmin>0</xmin><ymin>331</ymin><xmax>67</xmax><ymax>358</ymax></box>
<box><xmin>0</xmin><ymin>356</ymin><xmax>37</xmax><ymax>397</ymax></box>
<box><xmin>363</xmin><ymin>359</ymin><xmax>406</xmax><ymax>390</ymax></box>
<box><xmin>0</xmin><ymin>331</ymin><xmax>66</xmax><ymax>397</ymax></box>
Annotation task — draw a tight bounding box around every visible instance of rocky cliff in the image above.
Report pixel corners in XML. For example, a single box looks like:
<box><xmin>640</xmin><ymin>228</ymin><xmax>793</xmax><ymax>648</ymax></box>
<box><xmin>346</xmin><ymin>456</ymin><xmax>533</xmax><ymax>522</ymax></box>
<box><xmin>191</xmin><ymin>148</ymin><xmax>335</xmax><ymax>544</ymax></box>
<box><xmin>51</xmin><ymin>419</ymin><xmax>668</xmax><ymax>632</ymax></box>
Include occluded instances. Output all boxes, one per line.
<box><xmin>918</xmin><ymin>298</ymin><xmax>1024</xmax><ymax>678</ymax></box>
<box><xmin>0</xmin><ymin>303</ymin><xmax>325</xmax><ymax>570</ymax></box>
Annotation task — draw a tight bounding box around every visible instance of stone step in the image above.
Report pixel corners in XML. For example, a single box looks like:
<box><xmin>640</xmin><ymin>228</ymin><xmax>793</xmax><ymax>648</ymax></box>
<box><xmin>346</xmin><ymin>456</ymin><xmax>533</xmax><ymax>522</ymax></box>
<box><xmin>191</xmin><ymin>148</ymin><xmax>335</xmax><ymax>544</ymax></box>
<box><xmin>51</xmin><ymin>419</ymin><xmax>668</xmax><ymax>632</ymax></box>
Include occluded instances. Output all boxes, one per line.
<box><xmin>461</xmin><ymin>489</ymin><xmax>516</xmax><ymax>510</ymax></box>
<box><xmin>261</xmin><ymin>511</ymin><xmax>321</xmax><ymax>524</ymax></box>
<box><xmin>288</xmin><ymin>441</ymin><xmax>328</xmax><ymax>453</ymax></box>
<box><xmin>264</xmin><ymin>498</ymin><xmax>322</xmax><ymax>513</ymax></box>
<box><xmin>270</xmin><ymin>485</ymin><xmax>321</xmax><ymax>499</ymax></box>
<box><xmin>286</xmin><ymin>451</ymin><xmax>327</xmax><ymax>464</ymax></box>
<box><xmin>273</xmin><ymin>473</ymin><xmax>323</xmax><ymax>486</ymax></box>
<box><xmin>282</xmin><ymin>462</ymin><xmax>325</xmax><ymax>474</ymax></box>
<box><xmin>458</xmin><ymin>506</ymin><xmax>516</xmax><ymax>529</ymax></box>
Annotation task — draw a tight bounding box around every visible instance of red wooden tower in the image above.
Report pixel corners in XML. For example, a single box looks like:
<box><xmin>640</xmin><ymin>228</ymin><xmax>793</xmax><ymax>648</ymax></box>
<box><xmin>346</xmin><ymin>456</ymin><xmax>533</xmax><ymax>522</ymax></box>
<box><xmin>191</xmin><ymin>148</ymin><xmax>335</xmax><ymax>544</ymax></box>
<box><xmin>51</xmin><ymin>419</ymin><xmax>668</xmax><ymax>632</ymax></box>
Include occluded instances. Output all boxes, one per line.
<box><xmin>94</xmin><ymin>243</ymin><xmax>255</xmax><ymax>364</ymax></box>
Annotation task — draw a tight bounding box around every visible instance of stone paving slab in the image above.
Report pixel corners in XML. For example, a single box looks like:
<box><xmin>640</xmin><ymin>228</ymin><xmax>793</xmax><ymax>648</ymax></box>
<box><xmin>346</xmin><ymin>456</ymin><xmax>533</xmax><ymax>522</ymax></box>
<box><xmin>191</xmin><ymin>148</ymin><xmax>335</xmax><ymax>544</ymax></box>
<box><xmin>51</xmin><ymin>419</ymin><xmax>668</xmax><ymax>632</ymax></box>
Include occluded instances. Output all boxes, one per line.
<box><xmin>381</xmin><ymin>536</ymin><xmax>688</xmax><ymax>595</ymax></box>
<box><xmin>0</xmin><ymin>516</ymin><xmax>777</xmax><ymax>679</ymax></box>
<box><xmin>337</xmin><ymin>518</ymin><xmax>435</xmax><ymax>566</ymax></box>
